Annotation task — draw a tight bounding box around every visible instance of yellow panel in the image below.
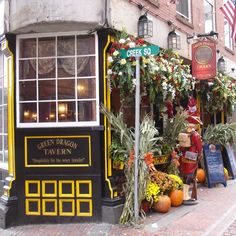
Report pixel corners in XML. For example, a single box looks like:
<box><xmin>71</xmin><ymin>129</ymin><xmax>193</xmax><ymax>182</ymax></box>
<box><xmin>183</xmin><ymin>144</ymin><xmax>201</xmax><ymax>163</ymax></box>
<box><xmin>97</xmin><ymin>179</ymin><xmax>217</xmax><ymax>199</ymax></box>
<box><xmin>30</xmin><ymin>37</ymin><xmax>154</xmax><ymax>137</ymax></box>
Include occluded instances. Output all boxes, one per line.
<box><xmin>76</xmin><ymin>199</ymin><xmax>93</xmax><ymax>217</ymax></box>
<box><xmin>76</xmin><ymin>180</ymin><xmax>92</xmax><ymax>198</ymax></box>
<box><xmin>59</xmin><ymin>199</ymin><xmax>75</xmax><ymax>216</ymax></box>
<box><xmin>42</xmin><ymin>180</ymin><xmax>57</xmax><ymax>197</ymax></box>
<box><xmin>25</xmin><ymin>199</ymin><xmax>41</xmax><ymax>216</ymax></box>
<box><xmin>59</xmin><ymin>180</ymin><xmax>74</xmax><ymax>197</ymax></box>
<box><xmin>42</xmin><ymin>199</ymin><xmax>58</xmax><ymax>216</ymax></box>
<box><xmin>25</xmin><ymin>180</ymin><xmax>40</xmax><ymax>197</ymax></box>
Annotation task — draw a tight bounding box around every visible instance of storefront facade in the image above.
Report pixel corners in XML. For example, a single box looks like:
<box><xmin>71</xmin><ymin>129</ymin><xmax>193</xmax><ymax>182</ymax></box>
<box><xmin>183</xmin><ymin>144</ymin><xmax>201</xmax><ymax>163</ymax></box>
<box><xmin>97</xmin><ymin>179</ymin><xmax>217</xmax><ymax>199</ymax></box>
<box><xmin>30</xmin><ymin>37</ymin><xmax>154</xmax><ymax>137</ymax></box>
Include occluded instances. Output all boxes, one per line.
<box><xmin>0</xmin><ymin>0</ymin><xmax>236</xmax><ymax>228</ymax></box>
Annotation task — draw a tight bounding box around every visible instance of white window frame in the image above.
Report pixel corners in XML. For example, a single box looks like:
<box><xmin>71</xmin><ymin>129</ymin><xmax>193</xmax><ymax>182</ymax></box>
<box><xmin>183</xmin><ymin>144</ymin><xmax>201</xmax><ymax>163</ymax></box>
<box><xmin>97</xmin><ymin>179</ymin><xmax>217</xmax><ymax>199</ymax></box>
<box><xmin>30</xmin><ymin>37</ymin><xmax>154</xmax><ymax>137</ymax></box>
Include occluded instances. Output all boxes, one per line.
<box><xmin>224</xmin><ymin>17</ymin><xmax>234</xmax><ymax>50</ymax></box>
<box><xmin>16</xmin><ymin>31</ymin><xmax>99</xmax><ymax>128</ymax></box>
<box><xmin>176</xmin><ymin>0</ymin><xmax>192</xmax><ymax>23</ymax></box>
<box><xmin>204</xmin><ymin>0</ymin><xmax>216</xmax><ymax>33</ymax></box>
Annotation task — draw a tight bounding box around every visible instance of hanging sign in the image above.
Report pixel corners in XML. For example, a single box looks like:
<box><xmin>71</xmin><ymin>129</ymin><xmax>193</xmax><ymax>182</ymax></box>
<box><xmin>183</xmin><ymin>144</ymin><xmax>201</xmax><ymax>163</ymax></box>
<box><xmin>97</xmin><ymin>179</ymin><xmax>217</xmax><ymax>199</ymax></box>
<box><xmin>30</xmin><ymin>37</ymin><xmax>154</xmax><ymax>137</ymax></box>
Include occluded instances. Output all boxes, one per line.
<box><xmin>203</xmin><ymin>144</ymin><xmax>227</xmax><ymax>188</ymax></box>
<box><xmin>192</xmin><ymin>40</ymin><xmax>216</xmax><ymax>80</ymax></box>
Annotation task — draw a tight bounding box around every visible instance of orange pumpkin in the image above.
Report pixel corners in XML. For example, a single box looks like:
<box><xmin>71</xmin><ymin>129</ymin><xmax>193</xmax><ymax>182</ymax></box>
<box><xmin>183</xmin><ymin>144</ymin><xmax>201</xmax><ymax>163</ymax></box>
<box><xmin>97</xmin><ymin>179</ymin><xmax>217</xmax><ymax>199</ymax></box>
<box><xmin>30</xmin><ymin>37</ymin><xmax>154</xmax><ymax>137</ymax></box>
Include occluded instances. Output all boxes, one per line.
<box><xmin>153</xmin><ymin>195</ymin><xmax>171</xmax><ymax>213</ymax></box>
<box><xmin>169</xmin><ymin>189</ymin><xmax>183</xmax><ymax>207</ymax></box>
<box><xmin>197</xmin><ymin>168</ymin><xmax>206</xmax><ymax>183</ymax></box>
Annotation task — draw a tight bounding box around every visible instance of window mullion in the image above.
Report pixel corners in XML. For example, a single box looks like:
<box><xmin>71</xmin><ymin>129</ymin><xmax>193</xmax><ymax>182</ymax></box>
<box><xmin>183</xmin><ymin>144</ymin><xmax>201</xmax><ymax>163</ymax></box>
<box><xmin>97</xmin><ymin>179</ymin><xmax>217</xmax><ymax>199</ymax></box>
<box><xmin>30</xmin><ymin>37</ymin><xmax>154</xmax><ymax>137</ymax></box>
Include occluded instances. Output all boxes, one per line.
<box><xmin>55</xmin><ymin>36</ymin><xmax>58</xmax><ymax>123</ymax></box>
<box><xmin>75</xmin><ymin>34</ymin><xmax>78</xmax><ymax>122</ymax></box>
<box><xmin>36</xmin><ymin>37</ymin><xmax>39</xmax><ymax>123</ymax></box>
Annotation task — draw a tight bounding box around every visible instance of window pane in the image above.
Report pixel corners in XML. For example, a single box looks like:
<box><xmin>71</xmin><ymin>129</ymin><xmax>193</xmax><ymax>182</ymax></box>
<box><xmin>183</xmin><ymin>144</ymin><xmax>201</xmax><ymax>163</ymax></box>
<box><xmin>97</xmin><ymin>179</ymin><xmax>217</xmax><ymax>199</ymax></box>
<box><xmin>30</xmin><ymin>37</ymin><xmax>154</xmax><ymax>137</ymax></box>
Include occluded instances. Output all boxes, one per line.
<box><xmin>39</xmin><ymin>102</ymin><xmax>56</xmax><ymax>122</ymax></box>
<box><xmin>20</xmin><ymin>81</ymin><xmax>36</xmax><ymax>101</ymax></box>
<box><xmin>78</xmin><ymin>101</ymin><xmax>96</xmax><ymax>121</ymax></box>
<box><xmin>205</xmin><ymin>0</ymin><xmax>214</xmax><ymax>32</ymax></box>
<box><xmin>20</xmin><ymin>103</ymin><xmax>37</xmax><ymax>123</ymax></box>
<box><xmin>4</xmin><ymin>135</ymin><xmax>8</xmax><ymax>150</ymax></box>
<box><xmin>39</xmin><ymin>80</ymin><xmax>56</xmax><ymax>100</ymax></box>
<box><xmin>4</xmin><ymin>106</ymin><xmax>7</xmax><ymax>132</ymax></box>
<box><xmin>58</xmin><ymin>79</ymin><xmax>75</xmax><ymax>99</ymax></box>
<box><xmin>0</xmin><ymin>107</ymin><xmax>2</xmax><ymax>133</ymax></box>
<box><xmin>77</xmin><ymin>57</ymin><xmax>95</xmax><ymax>77</ymax></box>
<box><xmin>77</xmin><ymin>78</ymin><xmax>96</xmax><ymax>99</ymax></box>
<box><xmin>177</xmin><ymin>0</ymin><xmax>189</xmax><ymax>18</ymax></box>
<box><xmin>19</xmin><ymin>60</ymin><xmax>36</xmax><ymax>80</ymax></box>
<box><xmin>58</xmin><ymin>58</ymin><xmax>75</xmax><ymax>77</ymax></box>
<box><xmin>4</xmin><ymin>150</ymin><xmax>8</xmax><ymax>163</ymax></box>
<box><xmin>58</xmin><ymin>101</ymin><xmax>75</xmax><ymax>122</ymax></box>
<box><xmin>0</xmin><ymin>87</ymin><xmax>2</xmax><ymax>104</ymax></box>
<box><xmin>38</xmin><ymin>37</ymin><xmax>55</xmax><ymax>57</ymax></box>
<box><xmin>77</xmin><ymin>35</ymin><xmax>95</xmax><ymax>55</ymax></box>
<box><xmin>38</xmin><ymin>59</ymin><xmax>55</xmax><ymax>78</ymax></box>
<box><xmin>19</xmin><ymin>39</ymin><xmax>36</xmax><ymax>58</ymax></box>
<box><xmin>58</xmin><ymin>36</ymin><xmax>75</xmax><ymax>56</ymax></box>
<box><xmin>0</xmin><ymin>153</ymin><xmax>3</xmax><ymax>163</ymax></box>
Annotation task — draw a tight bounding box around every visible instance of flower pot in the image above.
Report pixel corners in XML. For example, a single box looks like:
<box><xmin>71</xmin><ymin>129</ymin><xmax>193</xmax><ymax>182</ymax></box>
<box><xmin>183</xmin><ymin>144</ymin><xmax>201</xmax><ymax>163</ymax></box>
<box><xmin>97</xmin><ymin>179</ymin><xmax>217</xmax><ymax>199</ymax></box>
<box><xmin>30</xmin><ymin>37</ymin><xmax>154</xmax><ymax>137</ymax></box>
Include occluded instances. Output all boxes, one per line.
<box><xmin>141</xmin><ymin>200</ymin><xmax>151</xmax><ymax>213</ymax></box>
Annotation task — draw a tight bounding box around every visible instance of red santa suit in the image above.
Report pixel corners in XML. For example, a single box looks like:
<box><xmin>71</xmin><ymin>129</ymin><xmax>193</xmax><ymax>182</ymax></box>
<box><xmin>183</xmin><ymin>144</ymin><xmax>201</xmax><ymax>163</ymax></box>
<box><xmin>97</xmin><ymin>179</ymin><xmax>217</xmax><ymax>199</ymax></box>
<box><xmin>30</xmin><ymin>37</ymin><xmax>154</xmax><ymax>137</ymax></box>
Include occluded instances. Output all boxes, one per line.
<box><xmin>179</xmin><ymin>130</ymin><xmax>202</xmax><ymax>178</ymax></box>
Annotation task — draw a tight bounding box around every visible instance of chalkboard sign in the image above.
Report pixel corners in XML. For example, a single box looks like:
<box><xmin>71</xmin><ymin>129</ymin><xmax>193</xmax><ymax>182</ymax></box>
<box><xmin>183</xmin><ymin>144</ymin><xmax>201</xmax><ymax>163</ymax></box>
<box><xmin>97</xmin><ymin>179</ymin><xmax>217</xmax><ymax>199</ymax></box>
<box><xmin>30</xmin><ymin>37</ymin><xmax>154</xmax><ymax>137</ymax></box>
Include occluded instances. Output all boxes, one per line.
<box><xmin>223</xmin><ymin>144</ymin><xmax>236</xmax><ymax>179</ymax></box>
<box><xmin>203</xmin><ymin>144</ymin><xmax>227</xmax><ymax>188</ymax></box>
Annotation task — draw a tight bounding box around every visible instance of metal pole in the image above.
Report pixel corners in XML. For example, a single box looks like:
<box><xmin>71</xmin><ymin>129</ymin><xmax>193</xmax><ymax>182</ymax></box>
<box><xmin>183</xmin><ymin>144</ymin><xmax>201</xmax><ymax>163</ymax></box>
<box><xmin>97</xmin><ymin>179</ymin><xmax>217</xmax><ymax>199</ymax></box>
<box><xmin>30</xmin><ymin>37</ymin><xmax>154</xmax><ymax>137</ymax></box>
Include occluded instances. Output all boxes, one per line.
<box><xmin>134</xmin><ymin>56</ymin><xmax>140</xmax><ymax>222</ymax></box>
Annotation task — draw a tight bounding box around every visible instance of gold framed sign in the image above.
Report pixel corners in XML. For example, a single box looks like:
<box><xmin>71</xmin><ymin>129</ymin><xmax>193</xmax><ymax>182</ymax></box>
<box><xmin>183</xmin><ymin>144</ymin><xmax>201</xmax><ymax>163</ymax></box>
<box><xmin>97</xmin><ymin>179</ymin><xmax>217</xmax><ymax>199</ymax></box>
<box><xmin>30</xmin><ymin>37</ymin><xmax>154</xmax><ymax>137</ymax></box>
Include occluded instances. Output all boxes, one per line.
<box><xmin>24</xmin><ymin>136</ymin><xmax>91</xmax><ymax>167</ymax></box>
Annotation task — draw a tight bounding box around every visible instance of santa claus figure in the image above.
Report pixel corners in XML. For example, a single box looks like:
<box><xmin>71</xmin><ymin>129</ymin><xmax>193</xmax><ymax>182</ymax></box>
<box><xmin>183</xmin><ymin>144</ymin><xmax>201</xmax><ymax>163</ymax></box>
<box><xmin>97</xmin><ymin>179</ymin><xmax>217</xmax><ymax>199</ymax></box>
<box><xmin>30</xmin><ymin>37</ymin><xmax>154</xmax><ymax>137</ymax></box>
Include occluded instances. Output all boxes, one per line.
<box><xmin>178</xmin><ymin>118</ymin><xmax>203</xmax><ymax>205</ymax></box>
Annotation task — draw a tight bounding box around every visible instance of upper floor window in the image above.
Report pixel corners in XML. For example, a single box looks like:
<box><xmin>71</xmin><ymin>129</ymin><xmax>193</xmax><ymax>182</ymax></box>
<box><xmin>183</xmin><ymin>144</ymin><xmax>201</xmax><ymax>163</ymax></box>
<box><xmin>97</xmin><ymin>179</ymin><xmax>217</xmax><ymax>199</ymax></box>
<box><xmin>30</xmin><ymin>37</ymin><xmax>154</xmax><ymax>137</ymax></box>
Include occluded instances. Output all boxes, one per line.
<box><xmin>204</xmin><ymin>0</ymin><xmax>215</xmax><ymax>33</ymax></box>
<box><xmin>16</xmin><ymin>33</ymin><xmax>99</xmax><ymax>128</ymax></box>
<box><xmin>176</xmin><ymin>0</ymin><xmax>192</xmax><ymax>22</ymax></box>
<box><xmin>224</xmin><ymin>17</ymin><xmax>234</xmax><ymax>50</ymax></box>
<box><xmin>0</xmin><ymin>51</ymin><xmax>8</xmax><ymax>169</ymax></box>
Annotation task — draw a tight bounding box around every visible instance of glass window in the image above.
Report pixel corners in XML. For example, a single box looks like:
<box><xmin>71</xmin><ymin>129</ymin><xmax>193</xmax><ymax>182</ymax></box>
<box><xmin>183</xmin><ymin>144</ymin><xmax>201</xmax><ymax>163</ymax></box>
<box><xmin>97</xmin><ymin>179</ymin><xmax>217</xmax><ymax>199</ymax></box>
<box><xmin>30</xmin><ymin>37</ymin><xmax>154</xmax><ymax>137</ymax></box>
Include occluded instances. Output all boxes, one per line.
<box><xmin>204</xmin><ymin>0</ymin><xmax>215</xmax><ymax>33</ymax></box>
<box><xmin>17</xmin><ymin>33</ymin><xmax>98</xmax><ymax>127</ymax></box>
<box><xmin>224</xmin><ymin>18</ymin><xmax>233</xmax><ymax>50</ymax></box>
<box><xmin>0</xmin><ymin>51</ymin><xmax>8</xmax><ymax>169</ymax></box>
<box><xmin>176</xmin><ymin>0</ymin><xmax>192</xmax><ymax>22</ymax></box>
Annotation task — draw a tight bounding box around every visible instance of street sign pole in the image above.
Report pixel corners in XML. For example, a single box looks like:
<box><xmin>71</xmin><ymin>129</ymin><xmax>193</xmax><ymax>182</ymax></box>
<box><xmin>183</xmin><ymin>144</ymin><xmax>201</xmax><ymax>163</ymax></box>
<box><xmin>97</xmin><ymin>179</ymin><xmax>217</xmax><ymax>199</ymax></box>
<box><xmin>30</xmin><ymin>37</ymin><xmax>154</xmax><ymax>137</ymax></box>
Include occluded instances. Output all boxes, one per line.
<box><xmin>134</xmin><ymin>56</ymin><xmax>140</xmax><ymax>222</ymax></box>
<box><xmin>119</xmin><ymin>45</ymin><xmax>159</xmax><ymax>224</ymax></box>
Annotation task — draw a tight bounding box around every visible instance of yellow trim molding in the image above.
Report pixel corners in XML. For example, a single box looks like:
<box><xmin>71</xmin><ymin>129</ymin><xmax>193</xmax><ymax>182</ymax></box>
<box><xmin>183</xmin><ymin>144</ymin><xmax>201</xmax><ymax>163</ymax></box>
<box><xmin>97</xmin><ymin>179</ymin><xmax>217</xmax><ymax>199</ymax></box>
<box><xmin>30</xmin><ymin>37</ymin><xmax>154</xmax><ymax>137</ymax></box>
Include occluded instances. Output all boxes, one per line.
<box><xmin>76</xmin><ymin>180</ymin><xmax>92</xmax><ymax>198</ymax></box>
<box><xmin>25</xmin><ymin>198</ymin><xmax>41</xmax><ymax>216</ymax></box>
<box><xmin>42</xmin><ymin>180</ymin><xmax>57</xmax><ymax>197</ymax></box>
<box><xmin>76</xmin><ymin>199</ymin><xmax>93</xmax><ymax>217</ymax></box>
<box><xmin>42</xmin><ymin>199</ymin><xmax>58</xmax><ymax>216</ymax></box>
<box><xmin>0</xmin><ymin>39</ymin><xmax>15</xmax><ymax>197</ymax></box>
<box><xmin>103</xmin><ymin>34</ymin><xmax>114</xmax><ymax>198</ymax></box>
<box><xmin>59</xmin><ymin>180</ymin><xmax>74</xmax><ymax>198</ymax></box>
<box><xmin>59</xmin><ymin>199</ymin><xmax>75</xmax><ymax>216</ymax></box>
<box><xmin>25</xmin><ymin>180</ymin><xmax>40</xmax><ymax>197</ymax></box>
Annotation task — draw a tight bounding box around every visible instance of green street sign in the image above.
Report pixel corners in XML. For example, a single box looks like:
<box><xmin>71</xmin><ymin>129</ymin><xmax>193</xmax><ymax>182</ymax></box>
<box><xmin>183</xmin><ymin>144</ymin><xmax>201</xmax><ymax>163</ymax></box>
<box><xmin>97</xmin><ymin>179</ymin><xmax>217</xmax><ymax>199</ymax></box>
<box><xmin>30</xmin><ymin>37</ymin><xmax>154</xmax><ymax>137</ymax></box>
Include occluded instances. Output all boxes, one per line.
<box><xmin>120</xmin><ymin>45</ymin><xmax>159</xmax><ymax>59</ymax></box>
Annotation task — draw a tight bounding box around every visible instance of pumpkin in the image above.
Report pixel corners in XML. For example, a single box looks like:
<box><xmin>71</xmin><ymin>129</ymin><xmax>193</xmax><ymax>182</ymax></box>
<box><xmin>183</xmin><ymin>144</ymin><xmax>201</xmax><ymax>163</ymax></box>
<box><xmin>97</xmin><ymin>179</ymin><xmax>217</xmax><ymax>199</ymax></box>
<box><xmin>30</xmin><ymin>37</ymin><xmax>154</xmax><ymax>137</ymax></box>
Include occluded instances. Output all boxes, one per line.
<box><xmin>169</xmin><ymin>189</ymin><xmax>183</xmax><ymax>207</ymax></box>
<box><xmin>197</xmin><ymin>168</ymin><xmax>206</xmax><ymax>183</ymax></box>
<box><xmin>152</xmin><ymin>195</ymin><xmax>171</xmax><ymax>213</ymax></box>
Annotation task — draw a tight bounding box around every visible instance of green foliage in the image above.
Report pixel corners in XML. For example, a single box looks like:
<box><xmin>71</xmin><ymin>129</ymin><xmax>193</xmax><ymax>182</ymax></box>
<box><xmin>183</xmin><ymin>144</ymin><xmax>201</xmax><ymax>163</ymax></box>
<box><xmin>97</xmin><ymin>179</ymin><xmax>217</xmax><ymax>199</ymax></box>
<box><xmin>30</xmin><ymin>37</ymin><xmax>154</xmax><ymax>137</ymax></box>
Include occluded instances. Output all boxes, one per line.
<box><xmin>100</xmin><ymin>105</ymin><xmax>160</xmax><ymax>225</ymax></box>
<box><xmin>203</xmin><ymin>123</ymin><xmax>236</xmax><ymax>147</ymax></box>
<box><xmin>109</xmin><ymin>139</ymin><xmax>127</xmax><ymax>162</ymax></box>
<box><xmin>198</xmin><ymin>73</ymin><xmax>236</xmax><ymax>114</ymax></box>
<box><xmin>163</xmin><ymin>111</ymin><xmax>189</xmax><ymax>149</ymax></box>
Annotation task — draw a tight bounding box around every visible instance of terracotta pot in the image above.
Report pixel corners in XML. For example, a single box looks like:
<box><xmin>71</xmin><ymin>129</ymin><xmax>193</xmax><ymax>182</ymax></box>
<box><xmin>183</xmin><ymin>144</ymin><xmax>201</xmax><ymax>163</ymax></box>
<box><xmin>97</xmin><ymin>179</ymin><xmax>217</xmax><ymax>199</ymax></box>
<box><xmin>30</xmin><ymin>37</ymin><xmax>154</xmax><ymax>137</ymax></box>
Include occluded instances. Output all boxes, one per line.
<box><xmin>153</xmin><ymin>195</ymin><xmax>171</xmax><ymax>213</ymax></box>
<box><xmin>141</xmin><ymin>200</ymin><xmax>151</xmax><ymax>213</ymax></box>
<box><xmin>169</xmin><ymin>189</ymin><xmax>183</xmax><ymax>207</ymax></box>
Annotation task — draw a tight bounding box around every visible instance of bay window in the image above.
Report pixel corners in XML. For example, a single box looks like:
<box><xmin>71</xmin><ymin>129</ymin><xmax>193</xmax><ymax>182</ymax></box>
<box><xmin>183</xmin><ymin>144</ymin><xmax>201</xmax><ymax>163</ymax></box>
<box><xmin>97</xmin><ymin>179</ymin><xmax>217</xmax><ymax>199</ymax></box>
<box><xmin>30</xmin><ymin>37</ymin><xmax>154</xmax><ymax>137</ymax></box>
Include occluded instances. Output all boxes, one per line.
<box><xmin>17</xmin><ymin>33</ymin><xmax>99</xmax><ymax>128</ymax></box>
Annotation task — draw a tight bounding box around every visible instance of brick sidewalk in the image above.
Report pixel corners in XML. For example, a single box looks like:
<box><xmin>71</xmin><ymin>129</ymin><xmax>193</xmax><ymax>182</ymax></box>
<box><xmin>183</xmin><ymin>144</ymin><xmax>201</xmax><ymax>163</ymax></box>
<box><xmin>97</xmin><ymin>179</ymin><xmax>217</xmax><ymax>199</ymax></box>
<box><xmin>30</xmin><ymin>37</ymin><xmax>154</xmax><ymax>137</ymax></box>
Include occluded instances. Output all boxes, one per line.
<box><xmin>0</xmin><ymin>179</ymin><xmax>236</xmax><ymax>236</ymax></box>
<box><xmin>223</xmin><ymin>221</ymin><xmax>236</xmax><ymax>236</ymax></box>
